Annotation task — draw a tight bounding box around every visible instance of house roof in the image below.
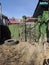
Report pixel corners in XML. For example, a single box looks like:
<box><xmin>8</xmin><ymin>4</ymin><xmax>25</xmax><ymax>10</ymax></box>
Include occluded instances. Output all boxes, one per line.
<box><xmin>26</xmin><ymin>18</ymin><xmax>37</xmax><ymax>22</ymax></box>
<box><xmin>9</xmin><ymin>18</ymin><xmax>22</xmax><ymax>24</ymax></box>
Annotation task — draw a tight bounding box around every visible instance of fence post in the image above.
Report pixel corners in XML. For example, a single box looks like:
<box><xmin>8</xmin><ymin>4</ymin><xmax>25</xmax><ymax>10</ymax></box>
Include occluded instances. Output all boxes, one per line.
<box><xmin>22</xmin><ymin>16</ymin><xmax>27</xmax><ymax>42</ymax></box>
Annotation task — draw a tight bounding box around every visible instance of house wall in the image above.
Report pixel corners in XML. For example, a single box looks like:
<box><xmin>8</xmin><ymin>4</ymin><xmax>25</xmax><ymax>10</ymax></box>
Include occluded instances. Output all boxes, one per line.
<box><xmin>0</xmin><ymin>15</ymin><xmax>10</xmax><ymax>44</ymax></box>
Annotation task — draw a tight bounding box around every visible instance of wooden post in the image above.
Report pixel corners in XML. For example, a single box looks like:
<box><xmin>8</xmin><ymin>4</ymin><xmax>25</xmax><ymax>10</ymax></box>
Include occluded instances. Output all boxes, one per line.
<box><xmin>22</xmin><ymin>16</ymin><xmax>27</xmax><ymax>42</ymax></box>
<box><xmin>25</xmin><ymin>18</ymin><xmax>27</xmax><ymax>42</ymax></box>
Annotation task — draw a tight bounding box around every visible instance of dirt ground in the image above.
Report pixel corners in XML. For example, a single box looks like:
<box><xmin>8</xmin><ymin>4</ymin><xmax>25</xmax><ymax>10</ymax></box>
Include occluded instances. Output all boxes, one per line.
<box><xmin>0</xmin><ymin>42</ymin><xmax>49</xmax><ymax>65</ymax></box>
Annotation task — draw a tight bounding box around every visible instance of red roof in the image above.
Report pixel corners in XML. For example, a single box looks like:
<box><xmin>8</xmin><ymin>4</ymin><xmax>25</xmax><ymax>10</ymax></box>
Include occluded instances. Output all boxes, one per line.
<box><xmin>26</xmin><ymin>18</ymin><xmax>37</xmax><ymax>22</ymax></box>
<box><xmin>9</xmin><ymin>18</ymin><xmax>22</xmax><ymax>24</ymax></box>
<box><xmin>8</xmin><ymin>17</ymin><xmax>37</xmax><ymax>24</ymax></box>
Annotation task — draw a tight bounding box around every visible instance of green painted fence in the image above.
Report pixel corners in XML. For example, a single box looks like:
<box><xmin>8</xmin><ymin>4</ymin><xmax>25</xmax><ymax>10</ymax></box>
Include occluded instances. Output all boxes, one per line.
<box><xmin>8</xmin><ymin>24</ymin><xmax>19</xmax><ymax>39</ymax></box>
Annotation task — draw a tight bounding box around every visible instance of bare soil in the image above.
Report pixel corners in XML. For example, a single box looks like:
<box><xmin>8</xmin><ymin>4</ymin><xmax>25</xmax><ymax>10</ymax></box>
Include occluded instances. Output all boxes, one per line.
<box><xmin>0</xmin><ymin>42</ymin><xmax>49</xmax><ymax>65</ymax></box>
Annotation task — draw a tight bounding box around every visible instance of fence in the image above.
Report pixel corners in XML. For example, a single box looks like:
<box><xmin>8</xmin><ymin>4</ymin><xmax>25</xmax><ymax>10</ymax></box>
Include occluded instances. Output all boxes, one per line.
<box><xmin>19</xmin><ymin>22</ymin><xmax>39</xmax><ymax>43</ymax></box>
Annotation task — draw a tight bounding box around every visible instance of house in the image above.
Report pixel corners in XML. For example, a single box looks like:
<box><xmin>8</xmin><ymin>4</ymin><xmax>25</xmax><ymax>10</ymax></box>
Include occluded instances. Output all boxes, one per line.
<box><xmin>9</xmin><ymin>18</ymin><xmax>22</xmax><ymax>24</ymax></box>
<box><xmin>26</xmin><ymin>17</ymin><xmax>37</xmax><ymax>25</ymax></box>
<box><xmin>0</xmin><ymin>14</ymin><xmax>11</xmax><ymax>44</ymax></box>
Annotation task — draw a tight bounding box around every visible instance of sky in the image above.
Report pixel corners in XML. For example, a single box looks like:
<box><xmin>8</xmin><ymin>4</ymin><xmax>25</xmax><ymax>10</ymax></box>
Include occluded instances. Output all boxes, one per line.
<box><xmin>0</xmin><ymin>0</ymin><xmax>38</xmax><ymax>18</ymax></box>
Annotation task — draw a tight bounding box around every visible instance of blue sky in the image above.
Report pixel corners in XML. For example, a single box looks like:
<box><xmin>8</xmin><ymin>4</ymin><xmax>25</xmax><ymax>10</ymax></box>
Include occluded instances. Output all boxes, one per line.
<box><xmin>0</xmin><ymin>0</ymin><xmax>38</xmax><ymax>18</ymax></box>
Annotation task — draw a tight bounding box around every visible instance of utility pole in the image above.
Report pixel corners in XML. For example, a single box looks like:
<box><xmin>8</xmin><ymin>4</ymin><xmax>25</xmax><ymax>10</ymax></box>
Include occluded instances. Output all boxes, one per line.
<box><xmin>0</xmin><ymin>3</ymin><xmax>2</xmax><ymax>43</ymax></box>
